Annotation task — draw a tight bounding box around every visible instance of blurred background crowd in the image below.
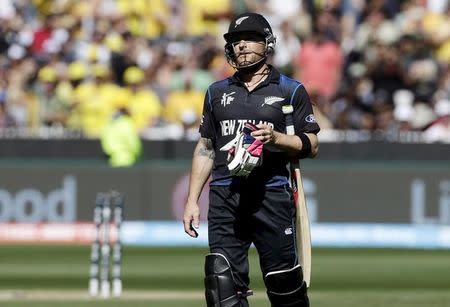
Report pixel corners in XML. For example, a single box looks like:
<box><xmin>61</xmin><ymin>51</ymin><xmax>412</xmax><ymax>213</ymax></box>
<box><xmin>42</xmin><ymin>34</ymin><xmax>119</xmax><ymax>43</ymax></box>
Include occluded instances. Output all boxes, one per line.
<box><xmin>0</xmin><ymin>0</ymin><xmax>449</xmax><ymax>142</ymax></box>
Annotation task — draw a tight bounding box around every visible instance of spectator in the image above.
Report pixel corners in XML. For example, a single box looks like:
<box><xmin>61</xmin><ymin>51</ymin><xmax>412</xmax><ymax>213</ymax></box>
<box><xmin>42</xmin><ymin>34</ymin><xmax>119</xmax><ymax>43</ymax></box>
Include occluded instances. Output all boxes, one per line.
<box><xmin>294</xmin><ymin>25</ymin><xmax>343</xmax><ymax>100</ymax></box>
<box><xmin>66</xmin><ymin>61</ymin><xmax>104</xmax><ymax>137</ymax></box>
<box><xmin>273</xmin><ymin>20</ymin><xmax>301</xmax><ymax>77</ymax></box>
<box><xmin>423</xmin><ymin>99</ymin><xmax>450</xmax><ymax>143</ymax></box>
<box><xmin>183</xmin><ymin>0</ymin><xmax>231</xmax><ymax>38</ymax></box>
<box><xmin>115</xmin><ymin>0</ymin><xmax>171</xmax><ymax>39</ymax></box>
<box><xmin>0</xmin><ymin>91</ymin><xmax>16</xmax><ymax>128</ymax></box>
<box><xmin>101</xmin><ymin>106</ymin><xmax>142</xmax><ymax>167</ymax></box>
<box><xmin>123</xmin><ymin>66</ymin><xmax>163</xmax><ymax>132</ymax></box>
<box><xmin>163</xmin><ymin>77</ymin><xmax>203</xmax><ymax>139</ymax></box>
<box><xmin>33</xmin><ymin>65</ymin><xmax>71</xmax><ymax>127</ymax></box>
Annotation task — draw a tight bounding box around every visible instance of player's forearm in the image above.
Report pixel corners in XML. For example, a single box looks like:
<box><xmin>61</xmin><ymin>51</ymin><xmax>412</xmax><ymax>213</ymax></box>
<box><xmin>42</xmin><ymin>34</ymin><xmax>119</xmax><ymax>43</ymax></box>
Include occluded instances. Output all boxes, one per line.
<box><xmin>187</xmin><ymin>138</ymin><xmax>215</xmax><ymax>203</ymax></box>
<box><xmin>273</xmin><ymin>131</ymin><xmax>319</xmax><ymax>158</ymax></box>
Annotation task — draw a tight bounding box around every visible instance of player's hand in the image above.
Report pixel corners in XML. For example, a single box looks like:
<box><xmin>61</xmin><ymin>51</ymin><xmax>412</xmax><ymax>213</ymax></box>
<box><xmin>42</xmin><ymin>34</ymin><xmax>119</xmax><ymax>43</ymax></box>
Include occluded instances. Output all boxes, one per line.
<box><xmin>183</xmin><ymin>201</ymin><xmax>200</xmax><ymax>238</ymax></box>
<box><xmin>252</xmin><ymin>124</ymin><xmax>278</xmax><ymax>144</ymax></box>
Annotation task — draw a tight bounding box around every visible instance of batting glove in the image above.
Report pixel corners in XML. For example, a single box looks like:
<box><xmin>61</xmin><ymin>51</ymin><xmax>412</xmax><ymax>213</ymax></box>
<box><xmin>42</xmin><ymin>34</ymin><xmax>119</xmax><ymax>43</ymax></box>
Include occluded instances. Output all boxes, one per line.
<box><xmin>224</xmin><ymin>122</ymin><xmax>263</xmax><ymax>177</ymax></box>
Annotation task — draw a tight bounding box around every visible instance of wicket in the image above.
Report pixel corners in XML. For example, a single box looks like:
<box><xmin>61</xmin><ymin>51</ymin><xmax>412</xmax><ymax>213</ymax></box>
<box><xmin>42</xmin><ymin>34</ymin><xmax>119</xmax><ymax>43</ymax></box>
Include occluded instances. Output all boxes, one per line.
<box><xmin>89</xmin><ymin>191</ymin><xmax>124</xmax><ymax>298</ymax></box>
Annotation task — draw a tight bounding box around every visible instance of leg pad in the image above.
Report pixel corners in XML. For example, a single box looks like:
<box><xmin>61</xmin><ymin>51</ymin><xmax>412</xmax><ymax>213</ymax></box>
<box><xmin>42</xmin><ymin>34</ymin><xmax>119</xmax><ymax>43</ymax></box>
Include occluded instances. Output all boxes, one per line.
<box><xmin>265</xmin><ymin>265</ymin><xmax>309</xmax><ymax>307</ymax></box>
<box><xmin>205</xmin><ymin>253</ymin><xmax>242</xmax><ymax>307</ymax></box>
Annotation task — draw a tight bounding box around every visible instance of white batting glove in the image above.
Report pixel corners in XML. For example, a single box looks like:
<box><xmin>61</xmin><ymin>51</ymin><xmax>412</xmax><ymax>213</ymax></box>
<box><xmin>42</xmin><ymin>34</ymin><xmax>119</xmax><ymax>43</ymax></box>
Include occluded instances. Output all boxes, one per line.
<box><xmin>221</xmin><ymin>122</ymin><xmax>264</xmax><ymax>177</ymax></box>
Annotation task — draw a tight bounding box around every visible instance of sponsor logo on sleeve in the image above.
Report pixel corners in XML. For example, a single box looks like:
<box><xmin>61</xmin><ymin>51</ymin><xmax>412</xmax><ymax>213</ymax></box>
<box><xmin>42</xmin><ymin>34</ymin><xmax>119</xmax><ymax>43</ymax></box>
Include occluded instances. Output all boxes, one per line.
<box><xmin>305</xmin><ymin>114</ymin><xmax>316</xmax><ymax>123</ymax></box>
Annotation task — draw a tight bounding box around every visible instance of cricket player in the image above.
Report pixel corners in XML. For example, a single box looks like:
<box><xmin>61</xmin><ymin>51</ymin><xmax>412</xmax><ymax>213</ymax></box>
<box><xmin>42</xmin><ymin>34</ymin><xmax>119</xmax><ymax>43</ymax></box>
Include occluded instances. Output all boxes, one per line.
<box><xmin>183</xmin><ymin>12</ymin><xmax>320</xmax><ymax>307</ymax></box>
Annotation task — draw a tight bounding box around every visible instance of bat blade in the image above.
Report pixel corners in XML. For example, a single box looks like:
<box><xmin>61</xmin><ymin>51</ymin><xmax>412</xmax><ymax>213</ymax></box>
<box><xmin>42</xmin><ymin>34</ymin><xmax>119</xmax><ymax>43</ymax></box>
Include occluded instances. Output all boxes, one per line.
<box><xmin>292</xmin><ymin>168</ymin><xmax>311</xmax><ymax>288</ymax></box>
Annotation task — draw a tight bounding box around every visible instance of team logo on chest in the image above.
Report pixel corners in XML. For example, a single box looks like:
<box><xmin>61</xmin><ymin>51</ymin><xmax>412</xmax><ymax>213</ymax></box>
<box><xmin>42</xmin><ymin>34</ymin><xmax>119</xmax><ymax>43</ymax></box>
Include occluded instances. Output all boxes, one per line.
<box><xmin>221</xmin><ymin>92</ymin><xmax>236</xmax><ymax>107</ymax></box>
<box><xmin>262</xmin><ymin>96</ymin><xmax>284</xmax><ymax>106</ymax></box>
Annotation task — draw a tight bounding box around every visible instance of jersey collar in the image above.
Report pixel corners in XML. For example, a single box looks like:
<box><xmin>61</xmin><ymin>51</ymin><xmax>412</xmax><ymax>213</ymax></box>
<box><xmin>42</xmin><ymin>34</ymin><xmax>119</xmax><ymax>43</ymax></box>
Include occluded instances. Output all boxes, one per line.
<box><xmin>228</xmin><ymin>65</ymin><xmax>281</xmax><ymax>86</ymax></box>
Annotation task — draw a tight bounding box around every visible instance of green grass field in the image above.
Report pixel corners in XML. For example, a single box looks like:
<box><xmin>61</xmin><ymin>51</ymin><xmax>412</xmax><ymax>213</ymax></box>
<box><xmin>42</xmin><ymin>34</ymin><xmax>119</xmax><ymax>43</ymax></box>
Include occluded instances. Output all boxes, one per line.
<box><xmin>1</xmin><ymin>246</ymin><xmax>450</xmax><ymax>307</ymax></box>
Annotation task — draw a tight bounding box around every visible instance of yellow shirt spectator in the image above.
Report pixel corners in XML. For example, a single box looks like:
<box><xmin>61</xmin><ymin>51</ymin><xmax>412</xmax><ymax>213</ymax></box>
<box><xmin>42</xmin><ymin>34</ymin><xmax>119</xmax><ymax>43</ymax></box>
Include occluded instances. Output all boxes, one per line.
<box><xmin>164</xmin><ymin>83</ymin><xmax>203</xmax><ymax>124</ymax></box>
<box><xmin>422</xmin><ymin>11</ymin><xmax>450</xmax><ymax>64</ymax></box>
<box><xmin>70</xmin><ymin>82</ymin><xmax>124</xmax><ymax>138</ymax></box>
<box><xmin>75</xmin><ymin>82</ymin><xmax>107</xmax><ymax>137</ymax></box>
<box><xmin>117</xmin><ymin>0</ymin><xmax>169</xmax><ymax>39</ymax></box>
<box><xmin>129</xmin><ymin>90</ymin><xmax>162</xmax><ymax>131</ymax></box>
<box><xmin>184</xmin><ymin>0</ymin><xmax>230</xmax><ymax>37</ymax></box>
<box><xmin>122</xmin><ymin>66</ymin><xmax>163</xmax><ymax>130</ymax></box>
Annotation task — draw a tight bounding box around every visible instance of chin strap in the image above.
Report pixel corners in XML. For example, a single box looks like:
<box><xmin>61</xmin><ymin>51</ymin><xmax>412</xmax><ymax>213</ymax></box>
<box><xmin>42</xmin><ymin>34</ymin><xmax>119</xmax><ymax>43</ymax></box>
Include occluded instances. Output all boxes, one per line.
<box><xmin>230</xmin><ymin>54</ymin><xmax>267</xmax><ymax>73</ymax></box>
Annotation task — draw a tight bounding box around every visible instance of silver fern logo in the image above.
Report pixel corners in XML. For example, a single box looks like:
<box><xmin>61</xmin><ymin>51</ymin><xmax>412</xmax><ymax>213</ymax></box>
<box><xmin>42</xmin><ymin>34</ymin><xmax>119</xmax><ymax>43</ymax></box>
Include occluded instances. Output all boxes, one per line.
<box><xmin>235</xmin><ymin>16</ymin><xmax>249</xmax><ymax>28</ymax></box>
<box><xmin>262</xmin><ymin>96</ymin><xmax>284</xmax><ymax>106</ymax></box>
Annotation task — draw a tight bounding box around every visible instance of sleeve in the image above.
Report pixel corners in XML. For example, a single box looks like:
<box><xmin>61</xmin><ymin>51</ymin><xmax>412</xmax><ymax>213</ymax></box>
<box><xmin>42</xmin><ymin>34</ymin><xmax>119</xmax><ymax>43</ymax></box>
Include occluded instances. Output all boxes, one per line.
<box><xmin>198</xmin><ymin>87</ymin><xmax>215</xmax><ymax>139</ymax></box>
<box><xmin>292</xmin><ymin>84</ymin><xmax>320</xmax><ymax>135</ymax></box>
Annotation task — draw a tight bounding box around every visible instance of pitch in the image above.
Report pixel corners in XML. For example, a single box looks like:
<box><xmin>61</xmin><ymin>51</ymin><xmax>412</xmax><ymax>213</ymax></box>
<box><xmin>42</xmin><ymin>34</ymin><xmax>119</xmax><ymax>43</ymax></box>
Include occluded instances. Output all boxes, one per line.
<box><xmin>1</xmin><ymin>246</ymin><xmax>450</xmax><ymax>306</ymax></box>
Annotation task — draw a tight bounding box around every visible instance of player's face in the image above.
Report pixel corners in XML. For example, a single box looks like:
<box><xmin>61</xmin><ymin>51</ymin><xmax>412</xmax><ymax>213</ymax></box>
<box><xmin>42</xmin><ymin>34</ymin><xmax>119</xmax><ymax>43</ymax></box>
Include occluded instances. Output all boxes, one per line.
<box><xmin>230</xmin><ymin>32</ymin><xmax>266</xmax><ymax>67</ymax></box>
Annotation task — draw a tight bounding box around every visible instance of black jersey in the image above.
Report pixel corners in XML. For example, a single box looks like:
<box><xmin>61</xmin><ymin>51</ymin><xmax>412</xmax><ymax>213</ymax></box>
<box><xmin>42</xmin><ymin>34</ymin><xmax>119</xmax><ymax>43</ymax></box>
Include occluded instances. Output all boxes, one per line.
<box><xmin>199</xmin><ymin>67</ymin><xmax>320</xmax><ymax>187</ymax></box>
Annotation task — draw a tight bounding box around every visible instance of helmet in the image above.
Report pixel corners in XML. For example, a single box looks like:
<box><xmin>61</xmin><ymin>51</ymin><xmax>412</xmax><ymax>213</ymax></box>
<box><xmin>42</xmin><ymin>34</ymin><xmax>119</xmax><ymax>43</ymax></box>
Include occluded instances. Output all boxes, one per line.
<box><xmin>224</xmin><ymin>13</ymin><xmax>276</xmax><ymax>70</ymax></box>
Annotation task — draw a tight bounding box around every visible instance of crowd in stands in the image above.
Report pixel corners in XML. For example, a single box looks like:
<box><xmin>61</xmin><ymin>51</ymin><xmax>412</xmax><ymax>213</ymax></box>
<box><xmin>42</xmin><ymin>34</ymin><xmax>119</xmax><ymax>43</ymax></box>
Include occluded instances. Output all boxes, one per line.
<box><xmin>0</xmin><ymin>0</ymin><xmax>449</xmax><ymax>142</ymax></box>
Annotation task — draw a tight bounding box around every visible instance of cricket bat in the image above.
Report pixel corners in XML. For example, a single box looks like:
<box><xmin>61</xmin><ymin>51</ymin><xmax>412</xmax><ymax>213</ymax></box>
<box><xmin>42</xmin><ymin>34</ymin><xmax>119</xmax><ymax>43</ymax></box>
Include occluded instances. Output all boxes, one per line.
<box><xmin>291</xmin><ymin>167</ymin><xmax>311</xmax><ymax>288</ymax></box>
<box><xmin>282</xmin><ymin>105</ymin><xmax>312</xmax><ymax>288</ymax></box>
